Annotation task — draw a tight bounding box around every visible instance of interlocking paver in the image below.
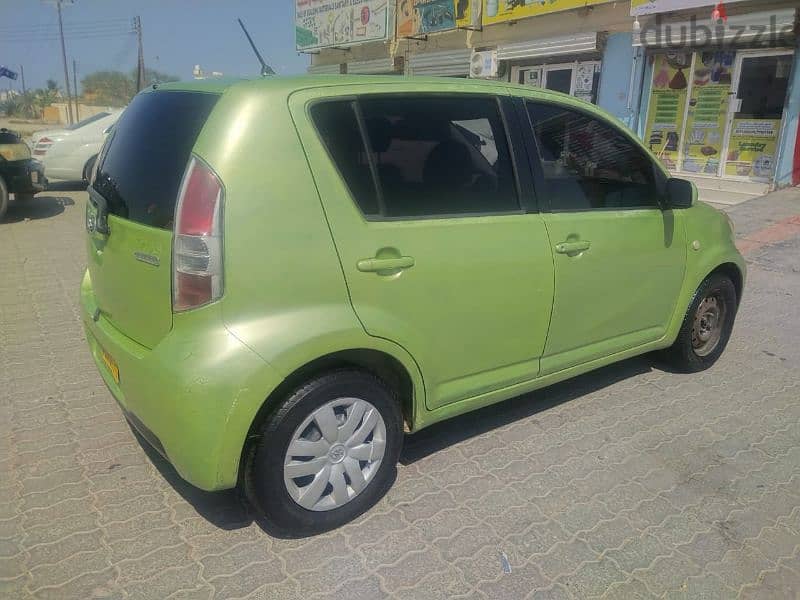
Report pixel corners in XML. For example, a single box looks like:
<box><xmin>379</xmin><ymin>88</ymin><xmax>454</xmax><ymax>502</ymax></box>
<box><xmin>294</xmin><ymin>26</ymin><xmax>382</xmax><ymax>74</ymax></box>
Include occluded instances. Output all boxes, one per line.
<box><xmin>2</xmin><ymin>188</ymin><xmax>799</xmax><ymax>598</ymax></box>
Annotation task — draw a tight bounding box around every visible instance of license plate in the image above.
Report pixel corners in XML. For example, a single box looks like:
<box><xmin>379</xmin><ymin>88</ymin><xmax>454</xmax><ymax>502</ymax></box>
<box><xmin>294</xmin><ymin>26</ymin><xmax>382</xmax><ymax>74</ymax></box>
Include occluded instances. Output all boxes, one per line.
<box><xmin>101</xmin><ymin>348</ymin><xmax>120</xmax><ymax>384</ymax></box>
<box><xmin>30</xmin><ymin>171</ymin><xmax>38</xmax><ymax>183</ymax></box>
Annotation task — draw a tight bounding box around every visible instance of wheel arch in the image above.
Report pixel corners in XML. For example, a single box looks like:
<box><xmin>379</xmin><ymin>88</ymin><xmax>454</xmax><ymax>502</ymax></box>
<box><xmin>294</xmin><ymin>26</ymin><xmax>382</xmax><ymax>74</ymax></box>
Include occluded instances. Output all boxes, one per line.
<box><xmin>708</xmin><ymin>262</ymin><xmax>744</xmax><ymax>306</ymax></box>
<box><xmin>237</xmin><ymin>347</ymin><xmax>420</xmax><ymax>485</ymax></box>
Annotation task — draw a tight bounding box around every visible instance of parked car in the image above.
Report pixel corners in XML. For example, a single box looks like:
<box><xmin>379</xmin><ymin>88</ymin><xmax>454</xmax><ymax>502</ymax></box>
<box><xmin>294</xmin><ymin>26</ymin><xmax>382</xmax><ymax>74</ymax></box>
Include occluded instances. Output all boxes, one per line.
<box><xmin>31</xmin><ymin>110</ymin><xmax>121</xmax><ymax>182</ymax></box>
<box><xmin>81</xmin><ymin>77</ymin><xmax>745</xmax><ymax>535</ymax></box>
<box><xmin>0</xmin><ymin>128</ymin><xmax>47</xmax><ymax>220</ymax></box>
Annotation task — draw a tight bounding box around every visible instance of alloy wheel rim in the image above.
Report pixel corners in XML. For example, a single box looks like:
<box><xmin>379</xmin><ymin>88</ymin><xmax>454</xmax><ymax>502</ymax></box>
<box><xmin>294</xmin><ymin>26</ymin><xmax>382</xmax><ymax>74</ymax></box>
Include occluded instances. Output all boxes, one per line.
<box><xmin>283</xmin><ymin>397</ymin><xmax>386</xmax><ymax>512</ymax></box>
<box><xmin>691</xmin><ymin>293</ymin><xmax>726</xmax><ymax>357</ymax></box>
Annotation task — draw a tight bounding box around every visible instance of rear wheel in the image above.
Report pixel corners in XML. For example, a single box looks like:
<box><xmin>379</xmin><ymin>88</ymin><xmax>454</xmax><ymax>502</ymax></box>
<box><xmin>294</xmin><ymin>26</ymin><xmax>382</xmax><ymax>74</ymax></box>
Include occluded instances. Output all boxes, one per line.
<box><xmin>663</xmin><ymin>273</ymin><xmax>738</xmax><ymax>372</ymax></box>
<box><xmin>245</xmin><ymin>370</ymin><xmax>403</xmax><ymax>536</ymax></box>
<box><xmin>0</xmin><ymin>176</ymin><xmax>8</xmax><ymax>221</ymax></box>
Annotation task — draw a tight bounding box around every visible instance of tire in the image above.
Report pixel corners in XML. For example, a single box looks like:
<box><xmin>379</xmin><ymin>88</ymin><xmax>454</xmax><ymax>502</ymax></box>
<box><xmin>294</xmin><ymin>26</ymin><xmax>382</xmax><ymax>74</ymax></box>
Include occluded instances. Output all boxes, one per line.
<box><xmin>245</xmin><ymin>370</ymin><xmax>403</xmax><ymax>536</ymax></box>
<box><xmin>663</xmin><ymin>273</ymin><xmax>738</xmax><ymax>373</ymax></box>
<box><xmin>0</xmin><ymin>176</ymin><xmax>8</xmax><ymax>221</ymax></box>
<box><xmin>83</xmin><ymin>155</ymin><xmax>97</xmax><ymax>183</ymax></box>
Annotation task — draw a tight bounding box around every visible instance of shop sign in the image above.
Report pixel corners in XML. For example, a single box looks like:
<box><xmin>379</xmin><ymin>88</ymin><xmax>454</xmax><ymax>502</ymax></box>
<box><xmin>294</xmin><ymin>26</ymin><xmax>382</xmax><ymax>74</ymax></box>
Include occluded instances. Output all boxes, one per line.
<box><xmin>482</xmin><ymin>0</ymin><xmax>612</xmax><ymax>27</ymax></box>
<box><xmin>296</xmin><ymin>0</ymin><xmax>390</xmax><ymax>51</ymax></box>
<box><xmin>397</xmin><ymin>0</ymin><xmax>479</xmax><ymax>37</ymax></box>
<box><xmin>725</xmin><ymin>119</ymin><xmax>780</xmax><ymax>179</ymax></box>
<box><xmin>643</xmin><ymin>53</ymin><xmax>692</xmax><ymax>171</ymax></box>
<box><xmin>631</xmin><ymin>0</ymin><xmax>748</xmax><ymax>16</ymax></box>
<box><xmin>680</xmin><ymin>51</ymin><xmax>733</xmax><ymax>175</ymax></box>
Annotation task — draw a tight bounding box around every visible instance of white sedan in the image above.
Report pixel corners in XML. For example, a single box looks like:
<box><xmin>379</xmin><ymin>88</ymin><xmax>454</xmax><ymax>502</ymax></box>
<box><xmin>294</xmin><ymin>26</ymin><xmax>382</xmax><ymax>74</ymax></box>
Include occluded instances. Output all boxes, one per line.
<box><xmin>31</xmin><ymin>110</ymin><xmax>122</xmax><ymax>182</ymax></box>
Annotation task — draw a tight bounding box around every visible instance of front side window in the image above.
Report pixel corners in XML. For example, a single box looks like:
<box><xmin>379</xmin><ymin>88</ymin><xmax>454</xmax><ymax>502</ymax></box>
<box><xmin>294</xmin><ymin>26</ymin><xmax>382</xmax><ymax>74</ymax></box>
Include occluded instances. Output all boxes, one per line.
<box><xmin>527</xmin><ymin>102</ymin><xmax>660</xmax><ymax>211</ymax></box>
<box><xmin>312</xmin><ymin>95</ymin><xmax>519</xmax><ymax>219</ymax></box>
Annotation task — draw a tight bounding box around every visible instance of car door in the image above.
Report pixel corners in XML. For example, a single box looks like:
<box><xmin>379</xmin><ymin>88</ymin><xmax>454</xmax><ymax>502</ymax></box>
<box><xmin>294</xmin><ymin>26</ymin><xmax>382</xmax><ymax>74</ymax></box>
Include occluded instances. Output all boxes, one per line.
<box><xmin>523</xmin><ymin>100</ymin><xmax>687</xmax><ymax>374</ymax></box>
<box><xmin>293</xmin><ymin>89</ymin><xmax>555</xmax><ymax>411</ymax></box>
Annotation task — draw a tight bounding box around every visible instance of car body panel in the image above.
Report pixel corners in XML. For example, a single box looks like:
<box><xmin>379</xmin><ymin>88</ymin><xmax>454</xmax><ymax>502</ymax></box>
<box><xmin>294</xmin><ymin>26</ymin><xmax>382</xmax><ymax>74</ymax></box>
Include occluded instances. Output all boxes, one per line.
<box><xmin>288</xmin><ymin>84</ymin><xmax>556</xmax><ymax>411</ymax></box>
<box><xmin>79</xmin><ymin>76</ymin><xmax>745</xmax><ymax>493</ymax></box>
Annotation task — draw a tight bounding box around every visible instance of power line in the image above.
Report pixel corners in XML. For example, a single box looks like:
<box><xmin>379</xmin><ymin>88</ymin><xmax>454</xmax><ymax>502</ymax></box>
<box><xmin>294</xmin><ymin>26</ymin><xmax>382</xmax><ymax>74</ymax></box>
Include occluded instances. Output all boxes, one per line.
<box><xmin>1</xmin><ymin>32</ymin><xmax>135</xmax><ymax>44</ymax></box>
<box><xmin>0</xmin><ymin>18</ymin><xmax>131</xmax><ymax>34</ymax></box>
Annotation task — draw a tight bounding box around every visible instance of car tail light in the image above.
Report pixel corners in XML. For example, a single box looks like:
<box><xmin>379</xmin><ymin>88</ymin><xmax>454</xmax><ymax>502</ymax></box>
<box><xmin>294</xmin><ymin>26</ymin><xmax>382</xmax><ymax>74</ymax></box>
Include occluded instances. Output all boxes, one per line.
<box><xmin>33</xmin><ymin>137</ymin><xmax>53</xmax><ymax>156</ymax></box>
<box><xmin>172</xmin><ymin>156</ymin><xmax>224</xmax><ymax>311</ymax></box>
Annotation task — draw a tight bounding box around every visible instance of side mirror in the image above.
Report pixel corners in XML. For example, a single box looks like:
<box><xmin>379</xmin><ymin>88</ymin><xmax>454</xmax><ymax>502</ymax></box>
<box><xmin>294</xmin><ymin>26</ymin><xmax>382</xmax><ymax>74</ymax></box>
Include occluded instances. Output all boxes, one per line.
<box><xmin>665</xmin><ymin>177</ymin><xmax>695</xmax><ymax>209</ymax></box>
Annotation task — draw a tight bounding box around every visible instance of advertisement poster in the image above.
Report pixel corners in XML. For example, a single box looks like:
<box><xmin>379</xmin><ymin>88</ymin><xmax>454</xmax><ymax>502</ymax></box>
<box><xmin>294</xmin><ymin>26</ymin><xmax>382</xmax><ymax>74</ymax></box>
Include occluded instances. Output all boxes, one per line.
<box><xmin>296</xmin><ymin>0</ymin><xmax>390</xmax><ymax>51</ymax></box>
<box><xmin>397</xmin><ymin>0</ymin><xmax>453</xmax><ymax>37</ymax></box>
<box><xmin>680</xmin><ymin>51</ymin><xmax>734</xmax><ymax>175</ymax></box>
<box><xmin>482</xmin><ymin>0</ymin><xmax>611</xmax><ymax>26</ymax></box>
<box><xmin>725</xmin><ymin>119</ymin><xmax>781</xmax><ymax>180</ymax></box>
<box><xmin>643</xmin><ymin>53</ymin><xmax>692</xmax><ymax>170</ymax></box>
<box><xmin>631</xmin><ymin>0</ymin><xmax>747</xmax><ymax>16</ymax></box>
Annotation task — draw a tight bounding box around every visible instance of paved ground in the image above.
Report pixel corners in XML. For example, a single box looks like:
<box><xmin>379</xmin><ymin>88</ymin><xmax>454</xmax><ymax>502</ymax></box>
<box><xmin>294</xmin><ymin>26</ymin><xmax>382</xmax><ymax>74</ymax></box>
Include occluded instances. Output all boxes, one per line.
<box><xmin>1</xmin><ymin>187</ymin><xmax>799</xmax><ymax>599</ymax></box>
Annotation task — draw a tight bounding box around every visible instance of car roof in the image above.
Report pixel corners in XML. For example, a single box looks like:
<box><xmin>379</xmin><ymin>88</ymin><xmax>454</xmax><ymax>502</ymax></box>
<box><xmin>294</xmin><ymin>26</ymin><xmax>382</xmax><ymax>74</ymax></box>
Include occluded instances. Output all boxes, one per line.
<box><xmin>151</xmin><ymin>74</ymin><xmax>571</xmax><ymax>101</ymax></box>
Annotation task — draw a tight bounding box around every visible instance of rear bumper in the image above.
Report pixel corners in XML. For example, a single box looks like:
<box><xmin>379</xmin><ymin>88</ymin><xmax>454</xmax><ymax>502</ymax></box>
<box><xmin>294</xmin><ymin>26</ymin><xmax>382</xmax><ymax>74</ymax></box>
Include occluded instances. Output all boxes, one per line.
<box><xmin>3</xmin><ymin>159</ymin><xmax>47</xmax><ymax>194</ymax></box>
<box><xmin>80</xmin><ymin>270</ymin><xmax>282</xmax><ymax>491</ymax></box>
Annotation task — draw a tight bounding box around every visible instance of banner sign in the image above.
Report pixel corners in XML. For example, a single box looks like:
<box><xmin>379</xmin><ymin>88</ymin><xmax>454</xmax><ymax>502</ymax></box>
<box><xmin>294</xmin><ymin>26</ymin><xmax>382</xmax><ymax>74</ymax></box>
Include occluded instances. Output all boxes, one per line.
<box><xmin>397</xmin><ymin>0</ymin><xmax>478</xmax><ymax>38</ymax></box>
<box><xmin>631</xmin><ymin>0</ymin><xmax>748</xmax><ymax>17</ymax></box>
<box><xmin>643</xmin><ymin>53</ymin><xmax>692</xmax><ymax>171</ymax></box>
<box><xmin>680</xmin><ymin>51</ymin><xmax>734</xmax><ymax>175</ymax></box>
<box><xmin>725</xmin><ymin>119</ymin><xmax>780</xmax><ymax>179</ymax></box>
<box><xmin>296</xmin><ymin>0</ymin><xmax>390</xmax><ymax>51</ymax></box>
<box><xmin>482</xmin><ymin>0</ymin><xmax>612</xmax><ymax>26</ymax></box>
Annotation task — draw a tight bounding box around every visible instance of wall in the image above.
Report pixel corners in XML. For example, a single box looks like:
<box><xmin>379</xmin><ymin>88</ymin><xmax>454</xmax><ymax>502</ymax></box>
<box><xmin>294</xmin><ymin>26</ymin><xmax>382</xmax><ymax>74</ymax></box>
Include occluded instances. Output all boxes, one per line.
<box><xmin>775</xmin><ymin>46</ymin><xmax>800</xmax><ymax>187</ymax></box>
<box><xmin>43</xmin><ymin>103</ymin><xmax>119</xmax><ymax>125</ymax></box>
<box><xmin>596</xmin><ymin>32</ymin><xmax>646</xmax><ymax>130</ymax></box>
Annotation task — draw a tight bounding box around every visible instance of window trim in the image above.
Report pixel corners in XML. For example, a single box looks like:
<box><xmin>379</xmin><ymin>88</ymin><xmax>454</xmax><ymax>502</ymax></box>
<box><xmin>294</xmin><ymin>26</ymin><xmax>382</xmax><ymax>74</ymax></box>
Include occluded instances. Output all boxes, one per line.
<box><xmin>307</xmin><ymin>92</ymin><xmax>527</xmax><ymax>222</ymax></box>
<box><xmin>521</xmin><ymin>98</ymin><xmax>668</xmax><ymax>213</ymax></box>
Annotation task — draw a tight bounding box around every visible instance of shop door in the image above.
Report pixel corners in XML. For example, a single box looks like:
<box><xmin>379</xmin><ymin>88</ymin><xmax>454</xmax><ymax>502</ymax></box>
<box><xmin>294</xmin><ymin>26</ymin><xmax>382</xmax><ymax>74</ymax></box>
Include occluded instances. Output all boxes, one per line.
<box><xmin>721</xmin><ymin>51</ymin><xmax>793</xmax><ymax>182</ymax></box>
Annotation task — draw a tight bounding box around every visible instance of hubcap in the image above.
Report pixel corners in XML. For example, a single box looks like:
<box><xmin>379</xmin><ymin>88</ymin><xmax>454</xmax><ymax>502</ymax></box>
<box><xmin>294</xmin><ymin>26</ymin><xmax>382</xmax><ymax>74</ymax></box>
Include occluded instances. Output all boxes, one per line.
<box><xmin>691</xmin><ymin>293</ymin><xmax>726</xmax><ymax>357</ymax></box>
<box><xmin>283</xmin><ymin>397</ymin><xmax>387</xmax><ymax>512</ymax></box>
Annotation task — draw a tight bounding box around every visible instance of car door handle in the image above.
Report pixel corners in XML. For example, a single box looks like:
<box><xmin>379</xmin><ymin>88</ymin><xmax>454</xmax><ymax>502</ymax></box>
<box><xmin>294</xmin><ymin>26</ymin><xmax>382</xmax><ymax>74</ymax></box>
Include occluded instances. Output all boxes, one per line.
<box><xmin>357</xmin><ymin>256</ymin><xmax>415</xmax><ymax>273</ymax></box>
<box><xmin>555</xmin><ymin>240</ymin><xmax>591</xmax><ymax>254</ymax></box>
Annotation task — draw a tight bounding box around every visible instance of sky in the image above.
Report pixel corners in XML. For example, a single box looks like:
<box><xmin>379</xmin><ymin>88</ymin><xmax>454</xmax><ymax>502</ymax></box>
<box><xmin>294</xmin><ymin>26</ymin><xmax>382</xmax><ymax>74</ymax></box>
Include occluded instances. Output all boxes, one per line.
<box><xmin>0</xmin><ymin>1</ymin><xmax>310</xmax><ymax>92</ymax></box>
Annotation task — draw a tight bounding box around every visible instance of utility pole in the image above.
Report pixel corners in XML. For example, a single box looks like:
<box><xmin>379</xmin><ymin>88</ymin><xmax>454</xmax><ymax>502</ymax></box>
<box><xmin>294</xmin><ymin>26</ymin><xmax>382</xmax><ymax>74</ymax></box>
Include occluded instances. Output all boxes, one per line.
<box><xmin>56</xmin><ymin>0</ymin><xmax>74</xmax><ymax>124</ymax></box>
<box><xmin>72</xmin><ymin>59</ymin><xmax>79</xmax><ymax>121</ymax></box>
<box><xmin>134</xmin><ymin>16</ymin><xmax>145</xmax><ymax>91</ymax></box>
<box><xmin>19</xmin><ymin>65</ymin><xmax>26</xmax><ymax>95</ymax></box>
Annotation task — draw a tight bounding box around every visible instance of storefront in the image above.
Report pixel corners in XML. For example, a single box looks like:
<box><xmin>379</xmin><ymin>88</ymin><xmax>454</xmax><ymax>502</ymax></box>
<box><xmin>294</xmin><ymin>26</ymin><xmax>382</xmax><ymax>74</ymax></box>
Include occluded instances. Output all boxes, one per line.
<box><xmin>499</xmin><ymin>34</ymin><xmax>604</xmax><ymax>103</ymax></box>
<box><xmin>635</xmin><ymin>4</ymin><xmax>797</xmax><ymax>188</ymax></box>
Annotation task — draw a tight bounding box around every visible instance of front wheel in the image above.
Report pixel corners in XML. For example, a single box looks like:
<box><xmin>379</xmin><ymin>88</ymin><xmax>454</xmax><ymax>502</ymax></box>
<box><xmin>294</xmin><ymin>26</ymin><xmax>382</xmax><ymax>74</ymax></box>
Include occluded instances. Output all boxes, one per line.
<box><xmin>245</xmin><ymin>370</ymin><xmax>403</xmax><ymax>536</ymax></box>
<box><xmin>663</xmin><ymin>273</ymin><xmax>738</xmax><ymax>372</ymax></box>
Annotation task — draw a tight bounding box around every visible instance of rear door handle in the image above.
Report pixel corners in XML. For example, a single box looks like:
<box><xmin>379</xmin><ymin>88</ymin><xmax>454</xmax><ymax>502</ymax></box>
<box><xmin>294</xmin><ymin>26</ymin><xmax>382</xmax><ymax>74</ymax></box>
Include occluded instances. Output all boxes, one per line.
<box><xmin>357</xmin><ymin>256</ymin><xmax>415</xmax><ymax>273</ymax></box>
<box><xmin>555</xmin><ymin>240</ymin><xmax>591</xmax><ymax>254</ymax></box>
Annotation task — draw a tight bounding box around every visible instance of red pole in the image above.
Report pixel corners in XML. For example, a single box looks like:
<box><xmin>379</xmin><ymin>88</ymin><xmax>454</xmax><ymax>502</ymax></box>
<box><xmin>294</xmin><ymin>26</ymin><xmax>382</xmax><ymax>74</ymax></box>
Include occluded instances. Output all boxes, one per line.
<box><xmin>793</xmin><ymin>117</ymin><xmax>800</xmax><ymax>186</ymax></box>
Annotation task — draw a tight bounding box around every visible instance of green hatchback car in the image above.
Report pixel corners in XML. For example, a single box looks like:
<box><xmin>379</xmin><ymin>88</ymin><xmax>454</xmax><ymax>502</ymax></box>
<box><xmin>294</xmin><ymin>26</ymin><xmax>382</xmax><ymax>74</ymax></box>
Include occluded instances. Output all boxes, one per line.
<box><xmin>81</xmin><ymin>76</ymin><xmax>744</xmax><ymax>535</ymax></box>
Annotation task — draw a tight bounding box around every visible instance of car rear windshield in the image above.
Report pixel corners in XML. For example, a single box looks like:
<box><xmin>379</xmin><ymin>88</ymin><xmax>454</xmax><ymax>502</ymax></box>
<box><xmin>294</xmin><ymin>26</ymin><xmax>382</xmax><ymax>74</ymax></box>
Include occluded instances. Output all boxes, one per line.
<box><xmin>93</xmin><ymin>90</ymin><xmax>219</xmax><ymax>230</ymax></box>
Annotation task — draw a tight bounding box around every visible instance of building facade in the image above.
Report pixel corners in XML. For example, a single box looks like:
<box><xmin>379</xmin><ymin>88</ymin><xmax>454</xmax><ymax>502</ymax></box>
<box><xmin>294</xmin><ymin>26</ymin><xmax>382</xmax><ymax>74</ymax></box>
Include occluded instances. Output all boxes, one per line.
<box><xmin>299</xmin><ymin>0</ymin><xmax>800</xmax><ymax>194</ymax></box>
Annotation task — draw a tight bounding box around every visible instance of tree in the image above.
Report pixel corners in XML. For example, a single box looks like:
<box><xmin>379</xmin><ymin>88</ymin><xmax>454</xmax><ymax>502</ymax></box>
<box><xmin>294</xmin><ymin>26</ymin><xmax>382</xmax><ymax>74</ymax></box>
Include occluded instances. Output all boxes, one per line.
<box><xmin>80</xmin><ymin>68</ymin><xmax>179</xmax><ymax>106</ymax></box>
<box><xmin>81</xmin><ymin>70</ymin><xmax>135</xmax><ymax>106</ymax></box>
<box><xmin>45</xmin><ymin>79</ymin><xmax>59</xmax><ymax>92</ymax></box>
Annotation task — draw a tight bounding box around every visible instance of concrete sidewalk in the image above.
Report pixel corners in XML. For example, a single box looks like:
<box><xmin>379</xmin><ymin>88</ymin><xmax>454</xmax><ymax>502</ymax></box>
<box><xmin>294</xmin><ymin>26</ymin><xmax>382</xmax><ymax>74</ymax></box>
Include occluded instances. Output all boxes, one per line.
<box><xmin>1</xmin><ymin>188</ymin><xmax>799</xmax><ymax>599</ymax></box>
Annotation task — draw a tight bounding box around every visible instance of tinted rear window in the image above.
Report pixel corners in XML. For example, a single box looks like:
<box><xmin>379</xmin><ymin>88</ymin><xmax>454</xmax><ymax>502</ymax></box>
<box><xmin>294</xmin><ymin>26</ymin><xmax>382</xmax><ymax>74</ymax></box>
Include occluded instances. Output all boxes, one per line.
<box><xmin>93</xmin><ymin>91</ymin><xmax>218</xmax><ymax>229</ymax></box>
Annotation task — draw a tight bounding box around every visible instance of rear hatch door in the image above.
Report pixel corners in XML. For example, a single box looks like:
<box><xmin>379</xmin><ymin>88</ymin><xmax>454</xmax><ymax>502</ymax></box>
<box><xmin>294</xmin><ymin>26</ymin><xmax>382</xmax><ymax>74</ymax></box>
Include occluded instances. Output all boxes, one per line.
<box><xmin>86</xmin><ymin>89</ymin><xmax>219</xmax><ymax>348</ymax></box>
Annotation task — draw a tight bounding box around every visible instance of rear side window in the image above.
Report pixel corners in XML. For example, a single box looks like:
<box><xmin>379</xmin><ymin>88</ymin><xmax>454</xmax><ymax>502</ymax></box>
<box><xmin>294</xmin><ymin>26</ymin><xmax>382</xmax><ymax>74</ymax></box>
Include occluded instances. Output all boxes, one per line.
<box><xmin>527</xmin><ymin>102</ymin><xmax>659</xmax><ymax>211</ymax></box>
<box><xmin>93</xmin><ymin>91</ymin><xmax>218</xmax><ymax>229</ymax></box>
<box><xmin>312</xmin><ymin>96</ymin><xmax>519</xmax><ymax>218</ymax></box>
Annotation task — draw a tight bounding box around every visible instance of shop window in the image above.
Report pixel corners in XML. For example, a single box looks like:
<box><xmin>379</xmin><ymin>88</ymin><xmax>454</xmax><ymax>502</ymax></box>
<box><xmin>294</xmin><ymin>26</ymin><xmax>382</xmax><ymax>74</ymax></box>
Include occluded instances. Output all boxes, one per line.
<box><xmin>527</xmin><ymin>102</ymin><xmax>660</xmax><ymax>211</ymax></box>
<box><xmin>313</xmin><ymin>96</ymin><xmax>519</xmax><ymax>218</ymax></box>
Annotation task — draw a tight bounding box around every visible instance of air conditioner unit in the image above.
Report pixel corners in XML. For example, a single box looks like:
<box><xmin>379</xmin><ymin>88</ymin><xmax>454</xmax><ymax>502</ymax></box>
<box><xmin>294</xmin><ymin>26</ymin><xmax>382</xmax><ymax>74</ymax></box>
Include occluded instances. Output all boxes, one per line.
<box><xmin>470</xmin><ymin>50</ymin><xmax>498</xmax><ymax>79</ymax></box>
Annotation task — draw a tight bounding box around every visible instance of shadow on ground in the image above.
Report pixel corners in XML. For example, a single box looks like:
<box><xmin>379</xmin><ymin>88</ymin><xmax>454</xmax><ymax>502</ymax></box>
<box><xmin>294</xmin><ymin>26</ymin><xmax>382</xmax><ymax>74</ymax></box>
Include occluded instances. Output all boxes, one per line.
<box><xmin>2</xmin><ymin>195</ymin><xmax>76</xmax><ymax>223</ymax></box>
<box><xmin>130</xmin><ymin>354</ymin><xmax>676</xmax><ymax>538</ymax></box>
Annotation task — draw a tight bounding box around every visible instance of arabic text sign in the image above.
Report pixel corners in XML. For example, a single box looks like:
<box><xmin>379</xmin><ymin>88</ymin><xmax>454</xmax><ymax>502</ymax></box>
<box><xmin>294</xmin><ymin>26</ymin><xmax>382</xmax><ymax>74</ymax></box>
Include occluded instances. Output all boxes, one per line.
<box><xmin>296</xmin><ymin>0</ymin><xmax>390</xmax><ymax>51</ymax></box>
<box><xmin>482</xmin><ymin>0</ymin><xmax>612</xmax><ymax>26</ymax></box>
<box><xmin>631</xmin><ymin>0</ymin><xmax>748</xmax><ymax>17</ymax></box>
